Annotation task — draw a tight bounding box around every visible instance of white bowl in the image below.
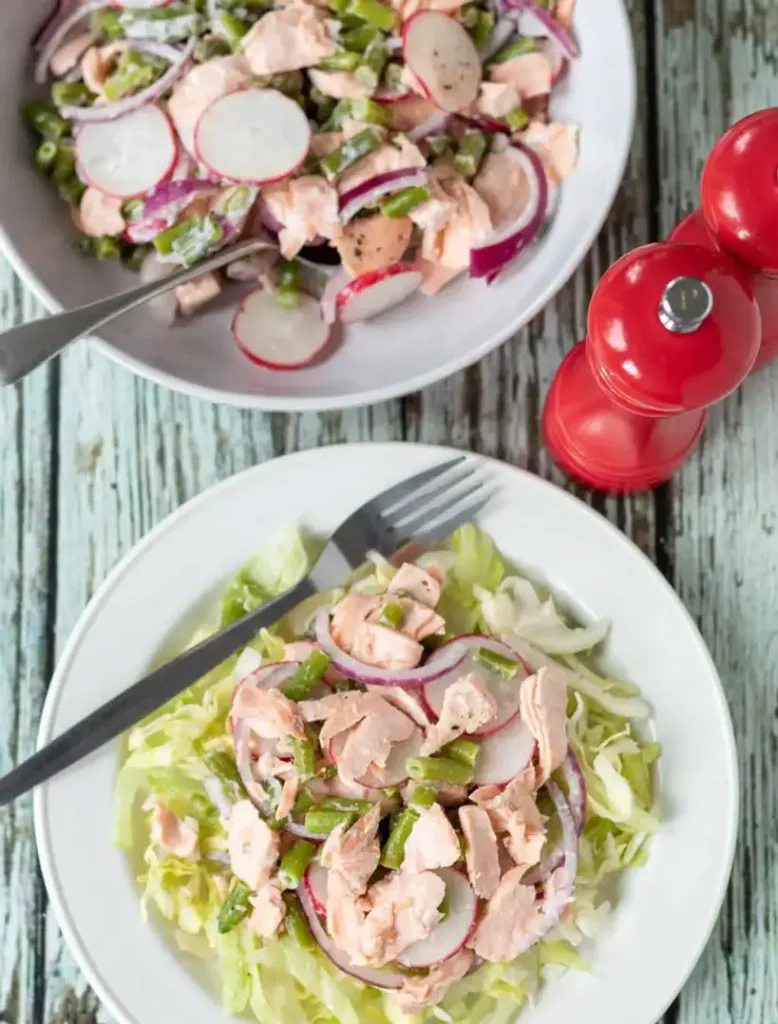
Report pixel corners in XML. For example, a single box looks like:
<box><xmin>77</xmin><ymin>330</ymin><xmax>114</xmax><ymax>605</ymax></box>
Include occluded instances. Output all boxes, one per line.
<box><xmin>0</xmin><ymin>3</ymin><xmax>635</xmax><ymax>410</ymax></box>
<box><xmin>34</xmin><ymin>444</ymin><xmax>737</xmax><ymax>1024</ymax></box>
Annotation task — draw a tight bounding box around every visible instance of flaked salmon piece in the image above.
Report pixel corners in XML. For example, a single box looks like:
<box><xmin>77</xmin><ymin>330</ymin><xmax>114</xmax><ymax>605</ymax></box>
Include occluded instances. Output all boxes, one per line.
<box><xmin>421</xmin><ymin>673</ymin><xmax>497</xmax><ymax>755</ymax></box>
<box><xmin>50</xmin><ymin>30</ymin><xmax>95</xmax><ymax>77</ymax></box>
<box><xmin>519</xmin><ymin>120</ymin><xmax>580</xmax><ymax>183</ymax></box>
<box><xmin>519</xmin><ymin>666</ymin><xmax>568</xmax><ymax>783</ymax></box>
<box><xmin>367</xmin><ymin>597</ymin><xmax>445</xmax><ymax>643</ymax></box>
<box><xmin>389</xmin><ymin>95</ymin><xmax>438</xmax><ymax>133</ymax></box>
<box><xmin>359</xmin><ymin>870</ymin><xmax>445</xmax><ymax>966</ymax></box>
<box><xmin>476</xmin><ymin>81</ymin><xmax>520</xmax><ymax>119</ymax></box>
<box><xmin>260</xmin><ymin>174</ymin><xmax>342</xmax><ymax>259</ymax></box>
<box><xmin>326</xmin><ymin>867</ymin><xmax>368</xmax><ymax>961</ymax></box>
<box><xmin>309</xmin><ymin>130</ymin><xmax>346</xmax><ymax>159</ymax></box>
<box><xmin>228</xmin><ymin>799</ymin><xmax>281</xmax><ymax>889</ymax></box>
<box><xmin>175</xmin><ymin>273</ymin><xmax>221</xmax><ymax>317</ymax></box>
<box><xmin>308</xmin><ymin>67</ymin><xmax>373</xmax><ymax>100</ymax></box>
<box><xmin>468</xmin><ymin>864</ymin><xmax>538</xmax><ymax>961</ymax></box>
<box><xmin>330</xmin><ymin>593</ymin><xmax>383</xmax><ymax>651</ymax></box>
<box><xmin>420</xmin><ymin>175</ymin><xmax>493</xmax><ymax>271</ymax></box>
<box><xmin>243</xmin><ymin>5</ymin><xmax>336</xmax><ymax>74</ymax></box>
<box><xmin>388</xmin><ymin>562</ymin><xmax>444</xmax><ymax>607</ymax></box>
<box><xmin>402</xmin><ymin>803</ymin><xmax>461</xmax><ymax>873</ymax></box>
<box><xmin>248</xmin><ymin>881</ymin><xmax>286</xmax><ymax>938</ymax></box>
<box><xmin>397</xmin><ymin>947</ymin><xmax>474</xmax><ymax>1013</ymax></box>
<box><xmin>334</xmin><ymin>214</ymin><xmax>413</xmax><ymax>278</ymax></box>
<box><xmin>489</xmin><ymin>52</ymin><xmax>553</xmax><ymax>99</ymax></box>
<box><xmin>276</xmin><ymin>774</ymin><xmax>300</xmax><ymax>820</ymax></box>
<box><xmin>232</xmin><ymin>685</ymin><xmax>306</xmax><ymax>741</ymax></box>
<box><xmin>337</xmin><ymin>136</ymin><xmax>426</xmax><ymax>195</ymax></box>
<box><xmin>419</xmin><ymin>260</ymin><xmax>462</xmax><ymax>296</ymax></box>
<box><xmin>79</xmin><ymin>187</ymin><xmax>125</xmax><ymax>238</ymax></box>
<box><xmin>351</xmin><ymin>621</ymin><xmax>424</xmax><ymax>671</ymax></box>
<box><xmin>471</xmin><ymin>772</ymin><xmax>546</xmax><ymax>870</ymax></box>
<box><xmin>474</xmin><ymin>150</ymin><xmax>532</xmax><ymax>230</ymax></box>
<box><xmin>459</xmin><ymin>805</ymin><xmax>501</xmax><ymax>899</ymax></box>
<box><xmin>168</xmin><ymin>55</ymin><xmax>253</xmax><ymax>154</ymax></box>
<box><xmin>338</xmin><ymin>699</ymin><xmax>415</xmax><ymax>778</ymax></box>
<box><xmin>299</xmin><ymin>690</ymin><xmax>385</xmax><ymax>743</ymax></box>
<box><xmin>150</xmin><ymin>802</ymin><xmax>200</xmax><ymax>859</ymax></box>
<box><xmin>369</xmin><ymin>686</ymin><xmax>431</xmax><ymax>729</ymax></box>
<box><xmin>321</xmin><ymin>804</ymin><xmax>382</xmax><ymax>895</ymax></box>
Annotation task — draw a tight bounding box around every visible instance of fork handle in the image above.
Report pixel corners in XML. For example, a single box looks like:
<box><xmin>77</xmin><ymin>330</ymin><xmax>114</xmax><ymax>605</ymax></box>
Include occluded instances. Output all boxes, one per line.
<box><xmin>0</xmin><ymin>239</ymin><xmax>268</xmax><ymax>386</ymax></box>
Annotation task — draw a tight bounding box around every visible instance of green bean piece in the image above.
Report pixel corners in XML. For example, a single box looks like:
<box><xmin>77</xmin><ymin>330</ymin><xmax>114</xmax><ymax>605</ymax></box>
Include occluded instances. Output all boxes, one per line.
<box><xmin>35</xmin><ymin>140</ymin><xmax>58</xmax><ymax>172</ymax></box>
<box><xmin>459</xmin><ymin>4</ymin><xmax>479</xmax><ymax>28</ymax></box>
<box><xmin>124</xmin><ymin>5</ymin><xmax>203</xmax><ymax>42</ymax></box>
<box><xmin>289</xmin><ymin>737</ymin><xmax>316</xmax><ymax>781</ymax></box>
<box><xmin>121</xmin><ymin>197</ymin><xmax>144</xmax><ymax>221</ymax></box>
<box><xmin>93</xmin><ymin>236</ymin><xmax>122</xmax><ymax>261</ymax></box>
<box><xmin>153</xmin><ymin>214</ymin><xmax>222</xmax><ymax>266</ymax></box>
<box><xmin>213</xmin><ymin>9</ymin><xmax>249</xmax><ymax>49</ymax></box>
<box><xmin>382</xmin><ymin>61</ymin><xmax>404</xmax><ymax>90</ymax></box>
<box><xmin>428</xmin><ymin>133</ymin><xmax>453</xmax><ymax>159</ymax></box>
<box><xmin>408</xmin><ymin>783</ymin><xmax>437</xmax><ymax>808</ymax></box>
<box><xmin>51</xmin><ymin>82</ymin><xmax>93</xmax><ymax>109</ymax></box>
<box><xmin>278</xmin><ymin>840</ymin><xmax>316</xmax><ymax>890</ymax></box>
<box><xmin>319</xmin><ymin>126</ymin><xmax>383</xmax><ymax>180</ymax></box>
<box><xmin>255</xmin><ymin>71</ymin><xmax>305</xmax><ymax>96</ymax></box>
<box><xmin>378</xmin><ymin>598</ymin><xmax>405</xmax><ymax>629</ymax></box>
<box><xmin>275</xmin><ymin>256</ymin><xmax>302</xmax><ymax>310</ymax></box>
<box><xmin>355</xmin><ymin>37</ymin><xmax>389</xmax><ymax>90</ymax></box>
<box><xmin>470</xmin><ymin>9</ymin><xmax>494</xmax><ymax>49</ymax></box>
<box><xmin>327</xmin><ymin>0</ymin><xmax>350</xmax><ymax>14</ymax></box>
<box><xmin>381</xmin><ymin>186</ymin><xmax>431</xmax><ymax>219</ymax></box>
<box><xmin>473</xmin><ymin>645</ymin><xmax>520</xmax><ymax>680</ymax></box>
<box><xmin>492</xmin><ymin>36</ymin><xmax>539</xmax><ymax>64</ymax></box>
<box><xmin>348</xmin><ymin>0</ymin><xmax>396</xmax><ymax>30</ymax></box>
<box><xmin>319</xmin><ymin>796</ymin><xmax>374</xmax><ymax>815</ymax></box>
<box><xmin>453</xmin><ymin>129</ymin><xmax>487</xmax><ymax>179</ymax></box>
<box><xmin>318</xmin><ymin>762</ymin><xmax>339</xmax><ymax>780</ymax></box>
<box><xmin>281</xmin><ymin>649</ymin><xmax>331</xmax><ymax>701</ymax></box>
<box><xmin>203</xmin><ymin>751</ymin><xmax>246</xmax><ymax>797</ymax></box>
<box><xmin>304</xmin><ymin>809</ymin><xmax>357</xmax><ymax>834</ymax></box>
<box><xmin>406</xmin><ymin>756</ymin><xmax>474</xmax><ymax>786</ymax></box>
<box><xmin>342</xmin><ymin>25</ymin><xmax>383</xmax><ymax>52</ymax></box>
<box><xmin>349</xmin><ymin>96</ymin><xmax>393</xmax><ymax>127</ymax></box>
<box><xmin>283</xmin><ymin>893</ymin><xmax>315</xmax><ymax>949</ymax></box>
<box><xmin>57</xmin><ymin>177</ymin><xmax>86</xmax><ymax>206</ymax></box>
<box><xmin>319</xmin><ymin>49</ymin><xmax>362</xmax><ymax>72</ymax></box>
<box><xmin>103</xmin><ymin>50</ymin><xmax>167</xmax><ymax>102</ymax></box>
<box><xmin>441</xmin><ymin>737</ymin><xmax>480</xmax><ymax>768</ymax></box>
<box><xmin>293</xmin><ymin>785</ymin><xmax>317</xmax><ymax>816</ymax></box>
<box><xmin>23</xmin><ymin>101</ymin><xmax>70</xmax><ymax>142</ymax></box>
<box><xmin>52</xmin><ymin>146</ymin><xmax>76</xmax><ymax>183</ymax></box>
<box><xmin>506</xmin><ymin>107</ymin><xmax>529</xmax><ymax>133</ymax></box>
<box><xmin>91</xmin><ymin>9</ymin><xmax>125</xmax><ymax>40</ymax></box>
<box><xmin>380</xmin><ymin>807</ymin><xmax>419</xmax><ymax>869</ymax></box>
<box><xmin>218</xmin><ymin>881</ymin><xmax>253</xmax><ymax>934</ymax></box>
<box><xmin>194</xmin><ymin>34</ymin><xmax>233</xmax><ymax>61</ymax></box>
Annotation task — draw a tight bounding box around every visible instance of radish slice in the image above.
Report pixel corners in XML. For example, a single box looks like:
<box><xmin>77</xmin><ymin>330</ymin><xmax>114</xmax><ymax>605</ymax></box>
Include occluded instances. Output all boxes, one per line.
<box><xmin>423</xmin><ymin>636</ymin><xmax>529</xmax><ymax>737</ymax></box>
<box><xmin>336</xmin><ymin>263</ymin><xmax>423</xmax><ymax>324</ymax></box>
<box><xmin>304</xmin><ymin>859</ymin><xmax>330</xmax><ymax>917</ymax></box>
<box><xmin>472</xmin><ymin>714</ymin><xmax>536</xmax><ymax>785</ymax></box>
<box><xmin>397</xmin><ymin>868</ymin><xmax>478</xmax><ymax>968</ymax></box>
<box><xmin>195</xmin><ymin>88</ymin><xmax>311</xmax><ymax>185</ymax></box>
<box><xmin>233</xmin><ymin>290</ymin><xmax>330</xmax><ymax>370</ymax></box>
<box><xmin>297</xmin><ymin>883</ymin><xmax>403</xmax><ymax>990</ymax></box>
<box><xmin>402</xmin><ymin>11</ymin><xmax>482</xmax><ymax>113</ymax></box>
<box><xmin>329</xmin><ymin>724</ymin><xmax>424</xmax><ymax>788</ymax></box>
<box><xmin>75</xmin><ymin>105</ymin><xmax>177</xmax><ymax>199</ymax></box>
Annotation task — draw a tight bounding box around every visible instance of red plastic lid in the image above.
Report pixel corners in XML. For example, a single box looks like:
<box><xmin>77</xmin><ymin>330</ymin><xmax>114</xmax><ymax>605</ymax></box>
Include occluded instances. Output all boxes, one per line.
<box><xmin>701</xmin><ymin>108</ymin><xmax>778</xmax><ymax>275</ymax></box>
<box><xmin>587</xmin><ymin>242</ymin><xmax>760</xmax><ymax>415</ymax></box>
<box><xmin>543</xmin><ymin>342</ymin><xmax>707</xmax><ymax>492</ymax></box>
<box><xmin>671</xmin><ymin>209</ymin><xmax>778</xmax><ymax>371</ymax></box>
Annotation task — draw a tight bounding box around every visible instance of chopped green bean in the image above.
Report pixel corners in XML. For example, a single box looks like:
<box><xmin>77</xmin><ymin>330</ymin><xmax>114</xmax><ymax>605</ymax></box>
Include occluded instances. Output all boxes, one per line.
<box><xmin>381</xmin><ymin>186</ymin><xmax>430</xmax><ymax>218</ymax></box>
<box><xmin>341</xmin><ymin>25</ymin><xmax>383</xmax><ymax>52</ymax></box>
<box><xmin>355</xmin><ymin>37</ymin><xmax>389</xmax><ymax>90</ymax></box>
<box><xmin>304</xmin><ymin>809</ymin><xmax>357</xmax><ymax>834</ymax></box>
<box><xmin>93</xmin><ymin>236</ymin><xmax>122</xmax><ymax>261</ymax></box>
<box><xmin>453</xmin><ymin>129</ymin><xmax>487</xmax><ymax>178</ymax></box>
<box><xmin>256</xmin><ymin>71</ymin><xmax>305</xmax><ymax>96</ymax></box>
<box><xmin>459</xmin><ymin>4</ymin><xmax>479</xmax><ymax>28</ymax></box>
<box><xmin>52</xmin><ymin>82</ymin><xmax>93</xmax><ymax>109</ymax></box>
<box><xmin>319</xmin><ymin>49</ymin><xmax>362</xmax><ymax>72</ymax></box>
<box><xmin>348</xmin><ymin>0</ymin><xmax>396</xmax><ymax>30</ymax></box>
<box><xmin>293</xmin><ymin>785</ymin><xmax>317</xmax><ymax>816</ymax></box>
<box><xmin>319</xmin><ymin>127</ymin><xmax>383</xmax><ymax>180</ymax></box>
<box><xmin>23</xmin><ymin>101</ymin><xmax>70</xmax><ymax>142</ymax></box>
<box><xmin>491</xmin><ymin>37</ymin><xmax>539</xmax><ymax>64</ymax></box>
<box><xmin>349</xmin><ymin>96</ymin><xmax>393</xmax><ymax>126</ymax></box>
<box><xmin>428</xmin><ymin>134</ymin><xmax>453</xmax><ymax>159</ymax></box>
<box><xmin>382</xmin><ymin>61</ymin><xmax>404</xmax><ymax>91</ymax></box>
<box><xmin>91</xmin><ymin>9</ymin><xmax>125</xmax><ymax>40</ymax></box>
<box><xmin>506</xmin><ymin>106</ymin><xmax>529</xmax><ymax>133</ymax></box>
<box><xmin>213</xmin><ymin>9</ymin><xmax>249</xmax><ymax>49</ymax></box>
<box><xmin>317</xmin><ymin>763</ymin><xmax>339</xmax><ymax>780</ymax></box>
<box><xmin>218</xmin><ymin>881</ymin><xmax>253</xmax><ymax>934</ymax></box>
<box><xmin>470</xmin><ymin>9</ymin><xmax>494</xmax><ymax>49</ymax></box>
<box><xmin>473</xmin><ymin>645</ymin><xmax>520</xmax><ymax>679</ymax></box>
<box><xmin>57</xmin><ymin>177</ymin><xmax>86</xmax><ymax>206</ymax></box>
<box><xmin>203</xmin><ymin>751</ymin><xmax>246</xmax><ymax>796</ymax></box>
<box><xmin>121</xmin><ymin>197</ymin><xmax>144</xmax><ymax>221</ymax></box>
<box><xmin>290</xmin><ymin>737</ymin><xmax>316</xmax><ymax>780</ymax></box>
<box><xmin>406</xmin><ymin>756</ymin><xmax>474</xmax><ymax>786</ymax></box>
<box><xmin>327</xmin><ymin>0</ymin><xmax>350</xmax><ymax>14</ymax></box>
<box><xmin>278</xmin><ymin>840</ymin><xmax>316</xmax><ymax>890</ymax></box>
<box><xmin>381</xmin><ymin>786</ymin><xmax>400</xmax><ymax>800</ymax></box>
<box><xmin>275</xmin><ymin>256</ymin><xmax>302</xmax><ymax>311</ymax></box>
<box><xmin>281</xmin><ymin>649</ymin><xmax>331</xmax><ymax>701</ymax></box>
<box><xmin>103</xmin><ymin>49</ymin><xmax>167</xmax><ymax>102</ymax></box>
<box><xmin>283</xmin><ymin>893</ymin><xmax>315</xmax><ymax>949</ymax></box>
<box><xmin>319</xmin><ymin>796</ymin><xmax>374</xmax><ymax>815</ymax></box>
<box><xmin>35</xmin><ymin>140</ymin><xmax>58</xmax><ymax>172</ymax></box>
<box><xmin>379</xmin><ymin>598</ymin><xmax>405</xmax><ymax>629</ymax></box>
<box><xmin>194</xmin><ymin>34</ymin><xmax>233</xmax><ymax>61</ymax></box>
<box><xmin>441</xmin><ymin>737</ymin><xmax>480</xmax><ymax>768</ymax></box>
<box><xmin>408</xmin><ymin>783</ymin><xmax>437</xmax><ymax>808</ymax></box>
<box><xmin>380</xmin><ymin>807</ymin><xmax>418</xmax><ymax>869</ymax></box>
<box><xmin>153</xmin><ymin>214</ymin><xmax>222</xmax><ymax>266</ymax></box>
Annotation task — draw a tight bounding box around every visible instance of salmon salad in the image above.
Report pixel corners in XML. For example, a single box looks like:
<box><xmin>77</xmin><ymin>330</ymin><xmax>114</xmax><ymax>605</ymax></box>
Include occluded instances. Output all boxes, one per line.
<box><xmin>115</xmin><ymin>523</ymin><xmax>659</xmax><ymax>1023</ymax></box>
<box><xmin>25</xmin><ymin>0</ymin><xmax>579</xmax><ymax>369</ymax></box>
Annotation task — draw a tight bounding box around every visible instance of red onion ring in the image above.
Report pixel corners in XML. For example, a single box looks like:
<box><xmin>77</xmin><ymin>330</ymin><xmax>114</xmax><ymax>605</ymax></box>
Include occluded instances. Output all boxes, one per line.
<box><xmin>34</xmin><ymin>0</ymin><xmax>114</xmax><ymax>83</ymax></box>
<box><xmin>469</xmin><ymin>141</ymin><xmax>548</xmax><ymax>282</ymax></box>
<box><xmin>502</xmin><ymin>0</ymin><xmax>579</xmax><ymax>60</ymax></box>
<box><xmin>339</xmin><ymin>169</ymin><xmax>428</xmax><ymax>224</ymax></box>
<box><xmin>409</xmin><ymin>109</ymin><xmax>453</xmax><ymax>143</ymax></box>
<box><xmin>524</xmin><ymin>749</ymin><xmax>586</xmax><ymax>884</ymax></box>
<box><xmin>58</xmin><ymin>38</ymin><xmax>194</xmax><ymax>122</ymax></box>
<box><xmin>139</xmin><ymin>176</ymin><xmax>217</xmax><ymax>218</ymax></box>
<box><xmin>297</xmin><ymin>882</ymin><xmax>404</xmax><ymax>990</ymax></box>
<box><xmin>314</xmin><ymin>608</ymin><xmax>467</xmax><ymax>688</ymax></box>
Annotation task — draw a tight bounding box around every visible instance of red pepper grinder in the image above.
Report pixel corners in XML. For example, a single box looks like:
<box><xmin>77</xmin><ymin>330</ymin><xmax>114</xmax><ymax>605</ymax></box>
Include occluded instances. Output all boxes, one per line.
<box><xmin>542</xmin><ymin>241</ymin><xmax>761</xmax><ymax>492</ymax></box>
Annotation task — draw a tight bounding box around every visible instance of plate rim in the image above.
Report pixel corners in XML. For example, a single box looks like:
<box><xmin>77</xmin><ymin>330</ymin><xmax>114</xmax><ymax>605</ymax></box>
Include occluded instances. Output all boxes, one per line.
<box><xmin>33</xmin><ymin>442</ymin><xmax>739</xmax><ymax>1023</ymax></box>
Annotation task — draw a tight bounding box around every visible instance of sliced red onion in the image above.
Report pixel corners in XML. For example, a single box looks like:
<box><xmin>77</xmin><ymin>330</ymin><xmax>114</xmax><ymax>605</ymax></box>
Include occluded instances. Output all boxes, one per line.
<box><xmin>525</xmin><ymin>750</ymin><xmax>585</xmax><ymax>884</ymax></box>
<box><xmin>314</xmin><ymin>608</ymin><xmax>467</xmax><ymax>688</ymax></box>
<box><xmin>58</xmin><ymin>37</ymin><xmax>194</xmax><ymax>122</ymax></box>
<box><xmin>139</xmin><ymin>176</ymin><xmax>216</xmax><ymax>219</ymax></box>
<box><xmin>501</xmin><ymin>0</ymin><xmax>579</xmax><ymax>59</ymax></box>
<box><xmin>34</xmin><ymin>0</ymin><xmax>114</xmax><ymax>83</ymax></box>
<box><xmin>409</xmin><ymin>109</ymin><xmax>453</xmax><ymax>143</ymax></box>
<box><xmin>469</xmin><ymin>141</ymin><xmax>548</xmax><ymax>282</ymax></box>
<box><xmin>297</xmin><ymin>883</ymin><xmax>404</xmax><ymax>990</ymax></box>
<box><xmin>339</xmin><ymin>169</ymin><xmax>428</xmax><ymax>224</ymax></box>
<box><xmin>459</xmin><ymin>113</ymin><xmax>510</xmax><ymax>136</ymax></box>
<box><xmin>32</xmin><ymin>0</ymin><xmax>65</xmax><ymax>50</ymax></box>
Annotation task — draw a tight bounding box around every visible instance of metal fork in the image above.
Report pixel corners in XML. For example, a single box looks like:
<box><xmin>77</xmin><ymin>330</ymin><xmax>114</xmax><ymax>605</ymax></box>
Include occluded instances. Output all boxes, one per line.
<box><xmin>0</xmin><ymin>454</ymin><xmax>493</xmax><ymax>805</ymax></box>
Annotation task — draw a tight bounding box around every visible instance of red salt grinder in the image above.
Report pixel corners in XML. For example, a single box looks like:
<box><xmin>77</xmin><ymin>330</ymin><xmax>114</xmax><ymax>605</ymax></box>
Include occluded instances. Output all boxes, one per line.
<box><xmin>542</xmin><ymin>241</ymin><xmax>761</xmax><ymax>492</ymax></box>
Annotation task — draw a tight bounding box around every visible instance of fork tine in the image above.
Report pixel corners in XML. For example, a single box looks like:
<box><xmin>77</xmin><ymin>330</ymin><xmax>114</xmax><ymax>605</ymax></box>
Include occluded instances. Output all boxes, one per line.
<box><xmin>405</xmin><ymin>488</ymin><xmax>496</xmax><ymax>547</ymax></box>
<box><xmin>379</xmin><ymin>462</ymin><xmax>477</xmax><ymax>523</ymax></box>
<box><xmin>387</xmin><ymin>476</ymin><xmax>486</xmax><ymax>537</ymax></box>
<box><xmin>366</xmin><ymin>455</ymin><xmax>467</xmax><ymax>514</ymax></box>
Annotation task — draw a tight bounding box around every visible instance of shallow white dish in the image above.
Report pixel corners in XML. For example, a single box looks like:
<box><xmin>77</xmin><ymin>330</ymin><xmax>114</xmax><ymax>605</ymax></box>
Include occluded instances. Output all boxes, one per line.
<box><xmin>34</xmin><ymin>443</ymin><xmax>737</xmax><ymax>1024</ymax></box>
<box><xmin>0</xmin><ymin>3</ymin><xmax>635</xmax><ymax>410</ymax></box>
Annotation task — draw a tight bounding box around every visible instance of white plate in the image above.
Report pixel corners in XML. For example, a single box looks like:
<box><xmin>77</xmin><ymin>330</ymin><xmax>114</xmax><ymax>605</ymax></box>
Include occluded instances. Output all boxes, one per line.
<box><xmin>0</xmin><ymin>3</ymin><xmax>634</xmax><ymax>410</ymax></box>
<box><xmin>34</xmin><ymin>444</ymin><xmax>738</xmax><ymax>1024</ymax></box>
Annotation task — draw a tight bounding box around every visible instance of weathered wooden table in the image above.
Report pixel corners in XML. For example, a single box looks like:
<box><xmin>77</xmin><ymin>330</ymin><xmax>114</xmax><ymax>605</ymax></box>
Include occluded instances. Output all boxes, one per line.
<box><xmin>1</xmin><ymin>1</ymin><xmax>776</xmax><ymax>1021</ymax></box>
